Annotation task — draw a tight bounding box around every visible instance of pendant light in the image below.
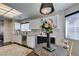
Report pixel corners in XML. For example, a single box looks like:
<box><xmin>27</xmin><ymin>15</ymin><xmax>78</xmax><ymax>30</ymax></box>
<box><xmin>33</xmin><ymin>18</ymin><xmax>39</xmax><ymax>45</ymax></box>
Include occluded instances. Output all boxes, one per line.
<box><xmin>40</xmin><ymin>3</ymin><xmax>54</xmax><ymax>15</ymax></box>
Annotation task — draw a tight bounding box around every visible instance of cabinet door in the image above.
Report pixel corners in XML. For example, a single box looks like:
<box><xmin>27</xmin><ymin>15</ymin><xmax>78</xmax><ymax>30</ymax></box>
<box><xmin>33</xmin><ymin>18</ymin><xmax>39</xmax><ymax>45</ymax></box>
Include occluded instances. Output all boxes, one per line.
<box><xmin>27</xmin><ymin>36</ymin><xmax>36</xmax><ymax>48</ymax></box>
<box><xmin>12</xmin><ymin>35</ymin><xmax>22</xmax><ymax>44</ymax></box>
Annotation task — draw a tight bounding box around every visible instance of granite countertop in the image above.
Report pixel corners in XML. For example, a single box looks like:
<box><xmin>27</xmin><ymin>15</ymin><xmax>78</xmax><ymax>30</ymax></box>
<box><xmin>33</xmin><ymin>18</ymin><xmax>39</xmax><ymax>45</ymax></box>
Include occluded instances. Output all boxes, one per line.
<box><xmin>27</xmin><ymin>35</ymin><xmax>36</xmax><ymax>36</ymax></box>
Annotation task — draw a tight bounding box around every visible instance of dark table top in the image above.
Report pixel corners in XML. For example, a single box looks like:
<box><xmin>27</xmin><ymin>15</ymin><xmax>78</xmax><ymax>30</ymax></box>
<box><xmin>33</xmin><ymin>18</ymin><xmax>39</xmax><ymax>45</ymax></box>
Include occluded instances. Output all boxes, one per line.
<box><xmin>34</xmin><ymin>43</ymin><xmax>67</xmax><ymax>56</ymax></box>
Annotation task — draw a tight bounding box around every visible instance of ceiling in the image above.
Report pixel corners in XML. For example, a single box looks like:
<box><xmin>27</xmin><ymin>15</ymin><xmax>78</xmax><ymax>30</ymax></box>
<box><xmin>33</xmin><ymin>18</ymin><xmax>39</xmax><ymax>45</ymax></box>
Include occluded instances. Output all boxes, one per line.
<box><xmin>1</xmin><ymin>3</ymin><xmax>75</xmax><ymax>20</ymax></box>
<box><xmin>0</xmin><ymin>3</ymin><xmax>23</xmax><ymax>19</ymax></box>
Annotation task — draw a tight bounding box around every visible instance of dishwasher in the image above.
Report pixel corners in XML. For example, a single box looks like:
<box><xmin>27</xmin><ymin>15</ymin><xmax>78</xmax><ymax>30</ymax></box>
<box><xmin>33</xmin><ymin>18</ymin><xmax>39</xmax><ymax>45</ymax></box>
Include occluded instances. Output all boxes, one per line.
<box><xmin>22</xmin><ymin>35</ymin><xmax>27</xmax><ymax>46</ymax></box>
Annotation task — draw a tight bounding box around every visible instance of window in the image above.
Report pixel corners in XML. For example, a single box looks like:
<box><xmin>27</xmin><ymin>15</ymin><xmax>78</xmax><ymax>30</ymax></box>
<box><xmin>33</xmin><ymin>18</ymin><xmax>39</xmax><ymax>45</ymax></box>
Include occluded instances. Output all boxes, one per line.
<box><xmin>21</xmin><ymin>23</ymin><xmax>30</xmax><ymax>31</ymax></box>
<box><xmin>15</xmin><ymin>22</ymin><xmax>21</xmax><ymax>31</ymax></box>
<box><xmin>65</xmin><ymin>11</ymin><xmax>79</xmax><ymax>40</ymax></box>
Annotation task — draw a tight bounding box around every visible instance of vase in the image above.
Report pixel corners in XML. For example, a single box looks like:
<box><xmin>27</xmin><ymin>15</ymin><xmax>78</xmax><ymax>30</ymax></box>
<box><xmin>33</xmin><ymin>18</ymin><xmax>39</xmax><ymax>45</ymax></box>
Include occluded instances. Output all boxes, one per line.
<box><xmin>43</xmin><ymin>33</ymin><xmax>56</xmax><ymax>52</ymax></box>
<box><xmin>47</xmin><ymin>33</ymin><xmax>51</xmax><ymax>48</ymax></box>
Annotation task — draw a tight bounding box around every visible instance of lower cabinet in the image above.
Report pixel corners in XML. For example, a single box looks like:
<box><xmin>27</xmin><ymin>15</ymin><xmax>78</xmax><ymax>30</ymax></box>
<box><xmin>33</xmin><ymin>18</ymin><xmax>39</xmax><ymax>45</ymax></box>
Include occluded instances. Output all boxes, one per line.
<box><xmin>12</xmin><ymin>34</ymin><xmax>22</xmax><ymax>44</ymax></box>
<box><xmin>27</xmin><ymin>35</ymin><xmax>36</xmax><ymax>48</ymax></box>
<box><xmin>37</xmin><ymin>36</ymin><xmax>55</xmax><ymax>44</ymax></box>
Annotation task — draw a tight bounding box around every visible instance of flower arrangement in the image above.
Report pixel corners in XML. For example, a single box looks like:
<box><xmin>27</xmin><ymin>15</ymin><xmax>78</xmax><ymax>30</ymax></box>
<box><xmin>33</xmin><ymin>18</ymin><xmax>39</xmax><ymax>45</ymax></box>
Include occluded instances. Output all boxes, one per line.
<box><xmin>40</xmin><ymin>19</ymin><xmax>56</xmax><ymax>51</ymax></box>
<box><xmin>40</xmin><ymin>19</ymin><xmax>55</xmax><ymax>34</ymax></box>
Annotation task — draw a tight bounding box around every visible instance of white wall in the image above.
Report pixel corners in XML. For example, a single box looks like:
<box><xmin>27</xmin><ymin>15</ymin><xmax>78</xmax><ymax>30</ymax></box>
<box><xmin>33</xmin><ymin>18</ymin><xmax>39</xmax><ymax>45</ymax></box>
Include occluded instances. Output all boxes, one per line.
<box><xmin>11</xmin><ymin>20</ymin><xmax>22</xmax><ymax>44</ymax></box>
<box><xmin>3</xmin><ymin>19</ymin><xmax>12</xmax><ymax>43</ymax></box>
<box><xmin>3</xmin><ymin>19</ymin><xmax>22</xmax><ymax>44</ymax></box>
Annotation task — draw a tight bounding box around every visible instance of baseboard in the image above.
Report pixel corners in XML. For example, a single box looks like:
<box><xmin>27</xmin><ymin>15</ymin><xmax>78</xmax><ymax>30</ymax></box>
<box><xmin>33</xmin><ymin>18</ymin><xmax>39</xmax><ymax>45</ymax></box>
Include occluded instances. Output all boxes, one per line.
<box><xmin>12</xmin><ymin>42</ymin><xmax>33</xmax><ymax>49</ymax></box>
<box><xmin>3</xmin><ymin>41</ymin><xmax>33</xmax><ymax>50</ymax></box>
<box><xmin>3</xmin><ymin>41</ymin><xmax>12</xmax><ymax>46</ymax></box>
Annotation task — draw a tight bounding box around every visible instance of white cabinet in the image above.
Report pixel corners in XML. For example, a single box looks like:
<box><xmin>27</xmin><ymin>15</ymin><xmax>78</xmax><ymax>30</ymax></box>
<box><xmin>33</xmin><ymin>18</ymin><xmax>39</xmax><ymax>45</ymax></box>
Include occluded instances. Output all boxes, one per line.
<box><xmin>27</xmin><ymin>35</ymin><xmax>36</xmax><ymax>48</ymax></box>
<box><xmin>12</xmin><ymin>34</ymin><xmax>22</xmax><ymax>44</ymax></box>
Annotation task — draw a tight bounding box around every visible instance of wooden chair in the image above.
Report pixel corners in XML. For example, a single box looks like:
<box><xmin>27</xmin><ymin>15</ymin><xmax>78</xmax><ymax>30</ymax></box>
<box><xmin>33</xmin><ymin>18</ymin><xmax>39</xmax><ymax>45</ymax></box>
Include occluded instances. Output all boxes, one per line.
<box><xmin>62</xmin><ymin>40</ymin><xmax>73</xmax><ymax>56</ymax></box>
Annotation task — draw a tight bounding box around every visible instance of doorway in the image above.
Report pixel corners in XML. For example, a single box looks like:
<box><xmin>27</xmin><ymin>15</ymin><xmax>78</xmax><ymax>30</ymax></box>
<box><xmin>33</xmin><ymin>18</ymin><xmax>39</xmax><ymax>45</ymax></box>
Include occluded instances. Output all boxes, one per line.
<box><xmin>0</xmin><ymin>19</ymin><xmax>4</xmax><ymax>46</ymax></box>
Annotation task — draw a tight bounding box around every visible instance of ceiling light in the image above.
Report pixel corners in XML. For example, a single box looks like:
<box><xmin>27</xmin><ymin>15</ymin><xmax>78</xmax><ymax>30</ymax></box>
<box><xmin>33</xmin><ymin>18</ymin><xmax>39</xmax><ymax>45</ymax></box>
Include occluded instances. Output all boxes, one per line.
<box><xmin>0</xmin><ymin>9</ymin><xmax>7</xmax><ymax>15</ymax></box>
<box><xmin>0</xmin><ymin>3</ymin><xmax>23</xmax><ymax>18</ymax></box>
<box><xmin>10</xmin><ymin>9</ymin><xmax>22</xmax><ymax>15</ymax></box>
<box><xmin>40</xmin><ymin>3</ymin><xmax>54</xmax><ymax>15</ymax></box>
<box><xmin>3</xmin><ymin>12</ymin><xmax>17</xmax><ymax>18</ymax></box>
<box><xmin>0</xmin><ymin>3</ymin><xmax>12</xmax><ymax>11</ymax></box>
